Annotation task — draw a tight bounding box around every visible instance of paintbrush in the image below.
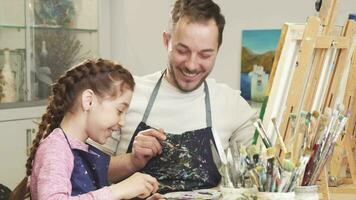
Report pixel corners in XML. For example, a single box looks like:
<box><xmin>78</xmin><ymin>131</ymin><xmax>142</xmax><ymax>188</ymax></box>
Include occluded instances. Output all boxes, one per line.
<box><xmin>308</xmin><ymin>113</ymin><xmax>348</xmax><ymax>185</ymax></box>
<box><xmin>251</xmin><ymin>117</ymin><xmax>272</xmax><ymax>148</ymax></box>
<box><xmin>271</xmin><ymin>118</ymin><xmax>288</xmax><ymax>154</ymax></box>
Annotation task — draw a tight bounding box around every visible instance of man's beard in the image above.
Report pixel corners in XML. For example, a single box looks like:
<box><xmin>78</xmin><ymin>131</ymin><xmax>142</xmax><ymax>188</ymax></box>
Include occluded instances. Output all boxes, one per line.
<box><xmin>167</xmin><ymin>64</ymin><xmax>208</xmax><ymax>93</ymax></box>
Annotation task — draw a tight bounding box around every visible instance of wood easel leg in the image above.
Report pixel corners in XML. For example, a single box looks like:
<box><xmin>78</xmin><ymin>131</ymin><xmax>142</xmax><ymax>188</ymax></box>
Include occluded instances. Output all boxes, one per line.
<box><xmin>320</xmin><ymin>167</ymin><xmax>331</xmax><ymax>200</ymax></box>
<box><xmin>344</xmin><ymin>133</ymin><xmax>356</xmax><ymax>184</ymax></box>
<box><xmin>329</xmin><ymin>144</ymin><xmax>342</xmax><ymax>184</ymax></box>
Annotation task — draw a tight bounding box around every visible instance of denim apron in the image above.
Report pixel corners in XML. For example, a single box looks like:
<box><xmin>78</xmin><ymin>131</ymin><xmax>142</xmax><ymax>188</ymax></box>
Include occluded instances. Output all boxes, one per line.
<box><xmin>127</xmin><ymin>72</ymin><xmax>221</xmax><ymax>193</ymax></box>
<box><xmin>61</xmin><ymin>128</ymin><xmax>110</xmax><ymax>196</ymax></box>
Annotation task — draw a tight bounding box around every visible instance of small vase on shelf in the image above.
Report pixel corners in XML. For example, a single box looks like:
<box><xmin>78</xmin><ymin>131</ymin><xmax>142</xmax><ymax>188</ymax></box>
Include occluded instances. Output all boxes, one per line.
<box><xmin>36</xmin><ymin>41</ymin><xmax>52</xmax><ymax>99</ymax></box>
<box><xmin>1</xmin><ymin>49</ymin><xmax>17</xmax><ymax>103</ymax></box>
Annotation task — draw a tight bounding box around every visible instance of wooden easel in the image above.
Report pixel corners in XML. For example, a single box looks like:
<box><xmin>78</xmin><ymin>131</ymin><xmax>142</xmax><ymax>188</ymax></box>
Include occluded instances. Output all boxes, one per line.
<box><xmin>342</xmin><ymin>50</ymin><xmax>356</xmax><ymax>183</ymax></box>
<box><xmin>328</xmin><ymin>37</ymin><xmax>356</xmax><ymax>187</ymax></box>
<box><xmin>309</xmin><ymin>13</ymin><xmax>356</xmax><ymax>200</ymax></box>
<box><xmin>277</xmin><ymin>0</ymin><xmax>355</xmax><ymax>161</ymax></box>
<box><xmin>263</xmin><ymin>0</ymin><xmax>356</xmax><ymax>199</ymax></box>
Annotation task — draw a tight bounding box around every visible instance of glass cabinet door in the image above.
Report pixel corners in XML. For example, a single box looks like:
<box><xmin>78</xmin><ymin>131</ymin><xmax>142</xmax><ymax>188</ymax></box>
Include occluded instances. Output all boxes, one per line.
<box><xmin>0</xmin><ymin>0</ymin><xmax>99</xmax><ymax>104</ymax></box>
<box><xmin>0</xmin><ymin>0</ymin><xmax>26</xmax><ymax>103</ymax></box>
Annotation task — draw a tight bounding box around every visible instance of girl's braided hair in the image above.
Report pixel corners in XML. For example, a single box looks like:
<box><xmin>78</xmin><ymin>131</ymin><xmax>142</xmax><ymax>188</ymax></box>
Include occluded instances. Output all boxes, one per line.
<box><xmin>10</xmin><ymin>58</ymin><xmax>135</xmax><ymax>199</ymax></box>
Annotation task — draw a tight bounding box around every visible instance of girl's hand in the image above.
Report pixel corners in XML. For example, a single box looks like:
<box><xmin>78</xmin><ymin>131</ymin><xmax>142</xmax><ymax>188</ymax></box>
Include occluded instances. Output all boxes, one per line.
<box><xmin>147</xmin><ymin>193</ymin><xmax>165</xmax><ymax>200</ymax></box>
<box><xmin>109</xmin><ymin>172</ymin><xmax>159</xmax><ymax>199</ymax></box>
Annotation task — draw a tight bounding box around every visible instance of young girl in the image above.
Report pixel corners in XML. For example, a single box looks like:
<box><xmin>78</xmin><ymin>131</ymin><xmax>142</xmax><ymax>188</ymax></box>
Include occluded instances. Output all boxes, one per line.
<box><xmin>10</xmin><ymin>59</ymin><xmax>160</xmax><ymax>199</ymax></box>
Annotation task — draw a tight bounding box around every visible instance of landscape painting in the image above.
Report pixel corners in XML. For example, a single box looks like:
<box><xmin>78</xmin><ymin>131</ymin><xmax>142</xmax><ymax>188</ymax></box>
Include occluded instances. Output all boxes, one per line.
<box><xmin>241</xmin><ymin>29</ymin><xmax>281</xmax><ymax>106</ymax></box>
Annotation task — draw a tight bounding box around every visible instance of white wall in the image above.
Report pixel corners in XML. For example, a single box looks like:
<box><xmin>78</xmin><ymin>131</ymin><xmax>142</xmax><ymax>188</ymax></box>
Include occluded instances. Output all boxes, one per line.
<box><xmin>99</xmin><ymin>0</ymin><xmax>112</xmax><ymax>59</ymax></box>
<box><xmin>109</xmin><ymin>0</ymin><xmax>172</xmax><ymax>75</ymax></box>
<box><xmin>108</xmin><ymin>0</ymin><xmax>356</xmax><ymax>89</ymax></box>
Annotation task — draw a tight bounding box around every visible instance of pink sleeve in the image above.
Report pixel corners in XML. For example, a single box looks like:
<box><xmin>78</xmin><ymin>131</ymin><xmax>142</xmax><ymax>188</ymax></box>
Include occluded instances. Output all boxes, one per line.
<box><xmin>31</xmin><ymin>135</ymin><xmax>114</xmax><ymax>200</ymax></box>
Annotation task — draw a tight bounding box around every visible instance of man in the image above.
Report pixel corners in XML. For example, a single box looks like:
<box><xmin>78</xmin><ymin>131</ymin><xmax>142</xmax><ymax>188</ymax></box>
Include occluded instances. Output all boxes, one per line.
<box><xmin>109</xmin><ymin>0</ymin><xmax>256</xmax><ymax>193</ymax></box>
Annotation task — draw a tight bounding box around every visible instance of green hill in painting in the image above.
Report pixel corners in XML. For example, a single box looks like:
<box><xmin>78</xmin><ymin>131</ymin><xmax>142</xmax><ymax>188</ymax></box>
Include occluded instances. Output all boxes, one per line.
<box><xmin>241</xmin><ymin>46</ymin><xmax>275</xmax><ymax>73</ymax></box>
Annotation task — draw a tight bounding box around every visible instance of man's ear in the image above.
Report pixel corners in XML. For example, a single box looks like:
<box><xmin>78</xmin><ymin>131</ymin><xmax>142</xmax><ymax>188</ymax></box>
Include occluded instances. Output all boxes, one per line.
<box><xmin>163</xmin><ymin>31</ymin><xmax>171</xmax><ymax>50</ymax></box>
<box><xmin>81</xmin><ymin>89</ymin><xmax>95</xmax><ymax>112</ymax></box>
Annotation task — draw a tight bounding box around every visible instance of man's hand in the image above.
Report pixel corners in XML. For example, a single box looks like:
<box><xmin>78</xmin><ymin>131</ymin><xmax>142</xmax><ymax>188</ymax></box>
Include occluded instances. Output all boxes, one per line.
<box><xmin>131</xmin><ymin>128</ymin><xmax>166</xmax><ymax>169</ymax></box>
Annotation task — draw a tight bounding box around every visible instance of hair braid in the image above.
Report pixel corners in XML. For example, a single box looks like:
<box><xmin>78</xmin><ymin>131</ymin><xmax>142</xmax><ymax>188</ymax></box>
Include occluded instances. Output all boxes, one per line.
<box><xmin>10</xmin><ymin>58</ymin><xmax>134</xmax><ymax>199</ymax></box>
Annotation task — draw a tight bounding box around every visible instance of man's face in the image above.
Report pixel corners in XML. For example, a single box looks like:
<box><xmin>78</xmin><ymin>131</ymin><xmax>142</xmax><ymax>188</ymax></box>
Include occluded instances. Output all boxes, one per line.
<box><xmin>164</xmin><ymin>17</ymin><xmax>219</xmax><ymax>92</ymax></box>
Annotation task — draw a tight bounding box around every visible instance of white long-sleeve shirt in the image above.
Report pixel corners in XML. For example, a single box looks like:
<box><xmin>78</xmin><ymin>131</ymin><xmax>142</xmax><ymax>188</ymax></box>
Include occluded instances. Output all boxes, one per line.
<box><xmin>113</xmin><ymin>71</ymin><xmax>256</xmax><ymax>154</ymax></box>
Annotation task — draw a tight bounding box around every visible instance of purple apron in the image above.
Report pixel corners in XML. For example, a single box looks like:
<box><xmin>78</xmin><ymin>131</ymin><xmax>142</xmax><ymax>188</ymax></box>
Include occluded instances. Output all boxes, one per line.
<box><xmin>61</xmin><ymin>128</ymin><xmax>110</xmax><ymax>196</ymax></box>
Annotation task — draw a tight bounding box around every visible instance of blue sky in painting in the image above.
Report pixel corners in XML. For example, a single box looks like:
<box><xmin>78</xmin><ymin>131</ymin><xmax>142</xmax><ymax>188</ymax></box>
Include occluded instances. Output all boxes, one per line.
<box><xmin>242</xmin><ymin>29</ymin><xmax>281</xmax><ymax>54</ymax></box>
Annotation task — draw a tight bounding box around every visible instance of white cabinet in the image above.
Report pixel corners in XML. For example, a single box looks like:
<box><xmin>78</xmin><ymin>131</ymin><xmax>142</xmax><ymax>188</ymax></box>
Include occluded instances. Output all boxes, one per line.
<box><xmin>0</xmin><ymin>105</ymin><xmax>45</xmax><ymax>189</ymax></box>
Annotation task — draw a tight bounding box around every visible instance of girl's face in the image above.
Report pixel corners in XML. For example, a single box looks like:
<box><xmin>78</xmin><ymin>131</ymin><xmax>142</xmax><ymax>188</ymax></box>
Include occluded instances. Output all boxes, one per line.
<box><xmin>85</xmin><ymin>86</ymin><xmax>133</xmax><ymax>144</ymax></box>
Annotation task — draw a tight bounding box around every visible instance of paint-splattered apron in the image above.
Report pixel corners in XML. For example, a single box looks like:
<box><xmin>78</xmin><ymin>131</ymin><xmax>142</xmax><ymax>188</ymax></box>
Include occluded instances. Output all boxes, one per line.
<box><xmin>61</xmin><ymin>129</ymin><xmax>110</xmax><ymax>196</ymax></box>
<box><xmin>127</xmin><ymin>72</ymin><xmax>221</xmax><ymax>193</ymax></box>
